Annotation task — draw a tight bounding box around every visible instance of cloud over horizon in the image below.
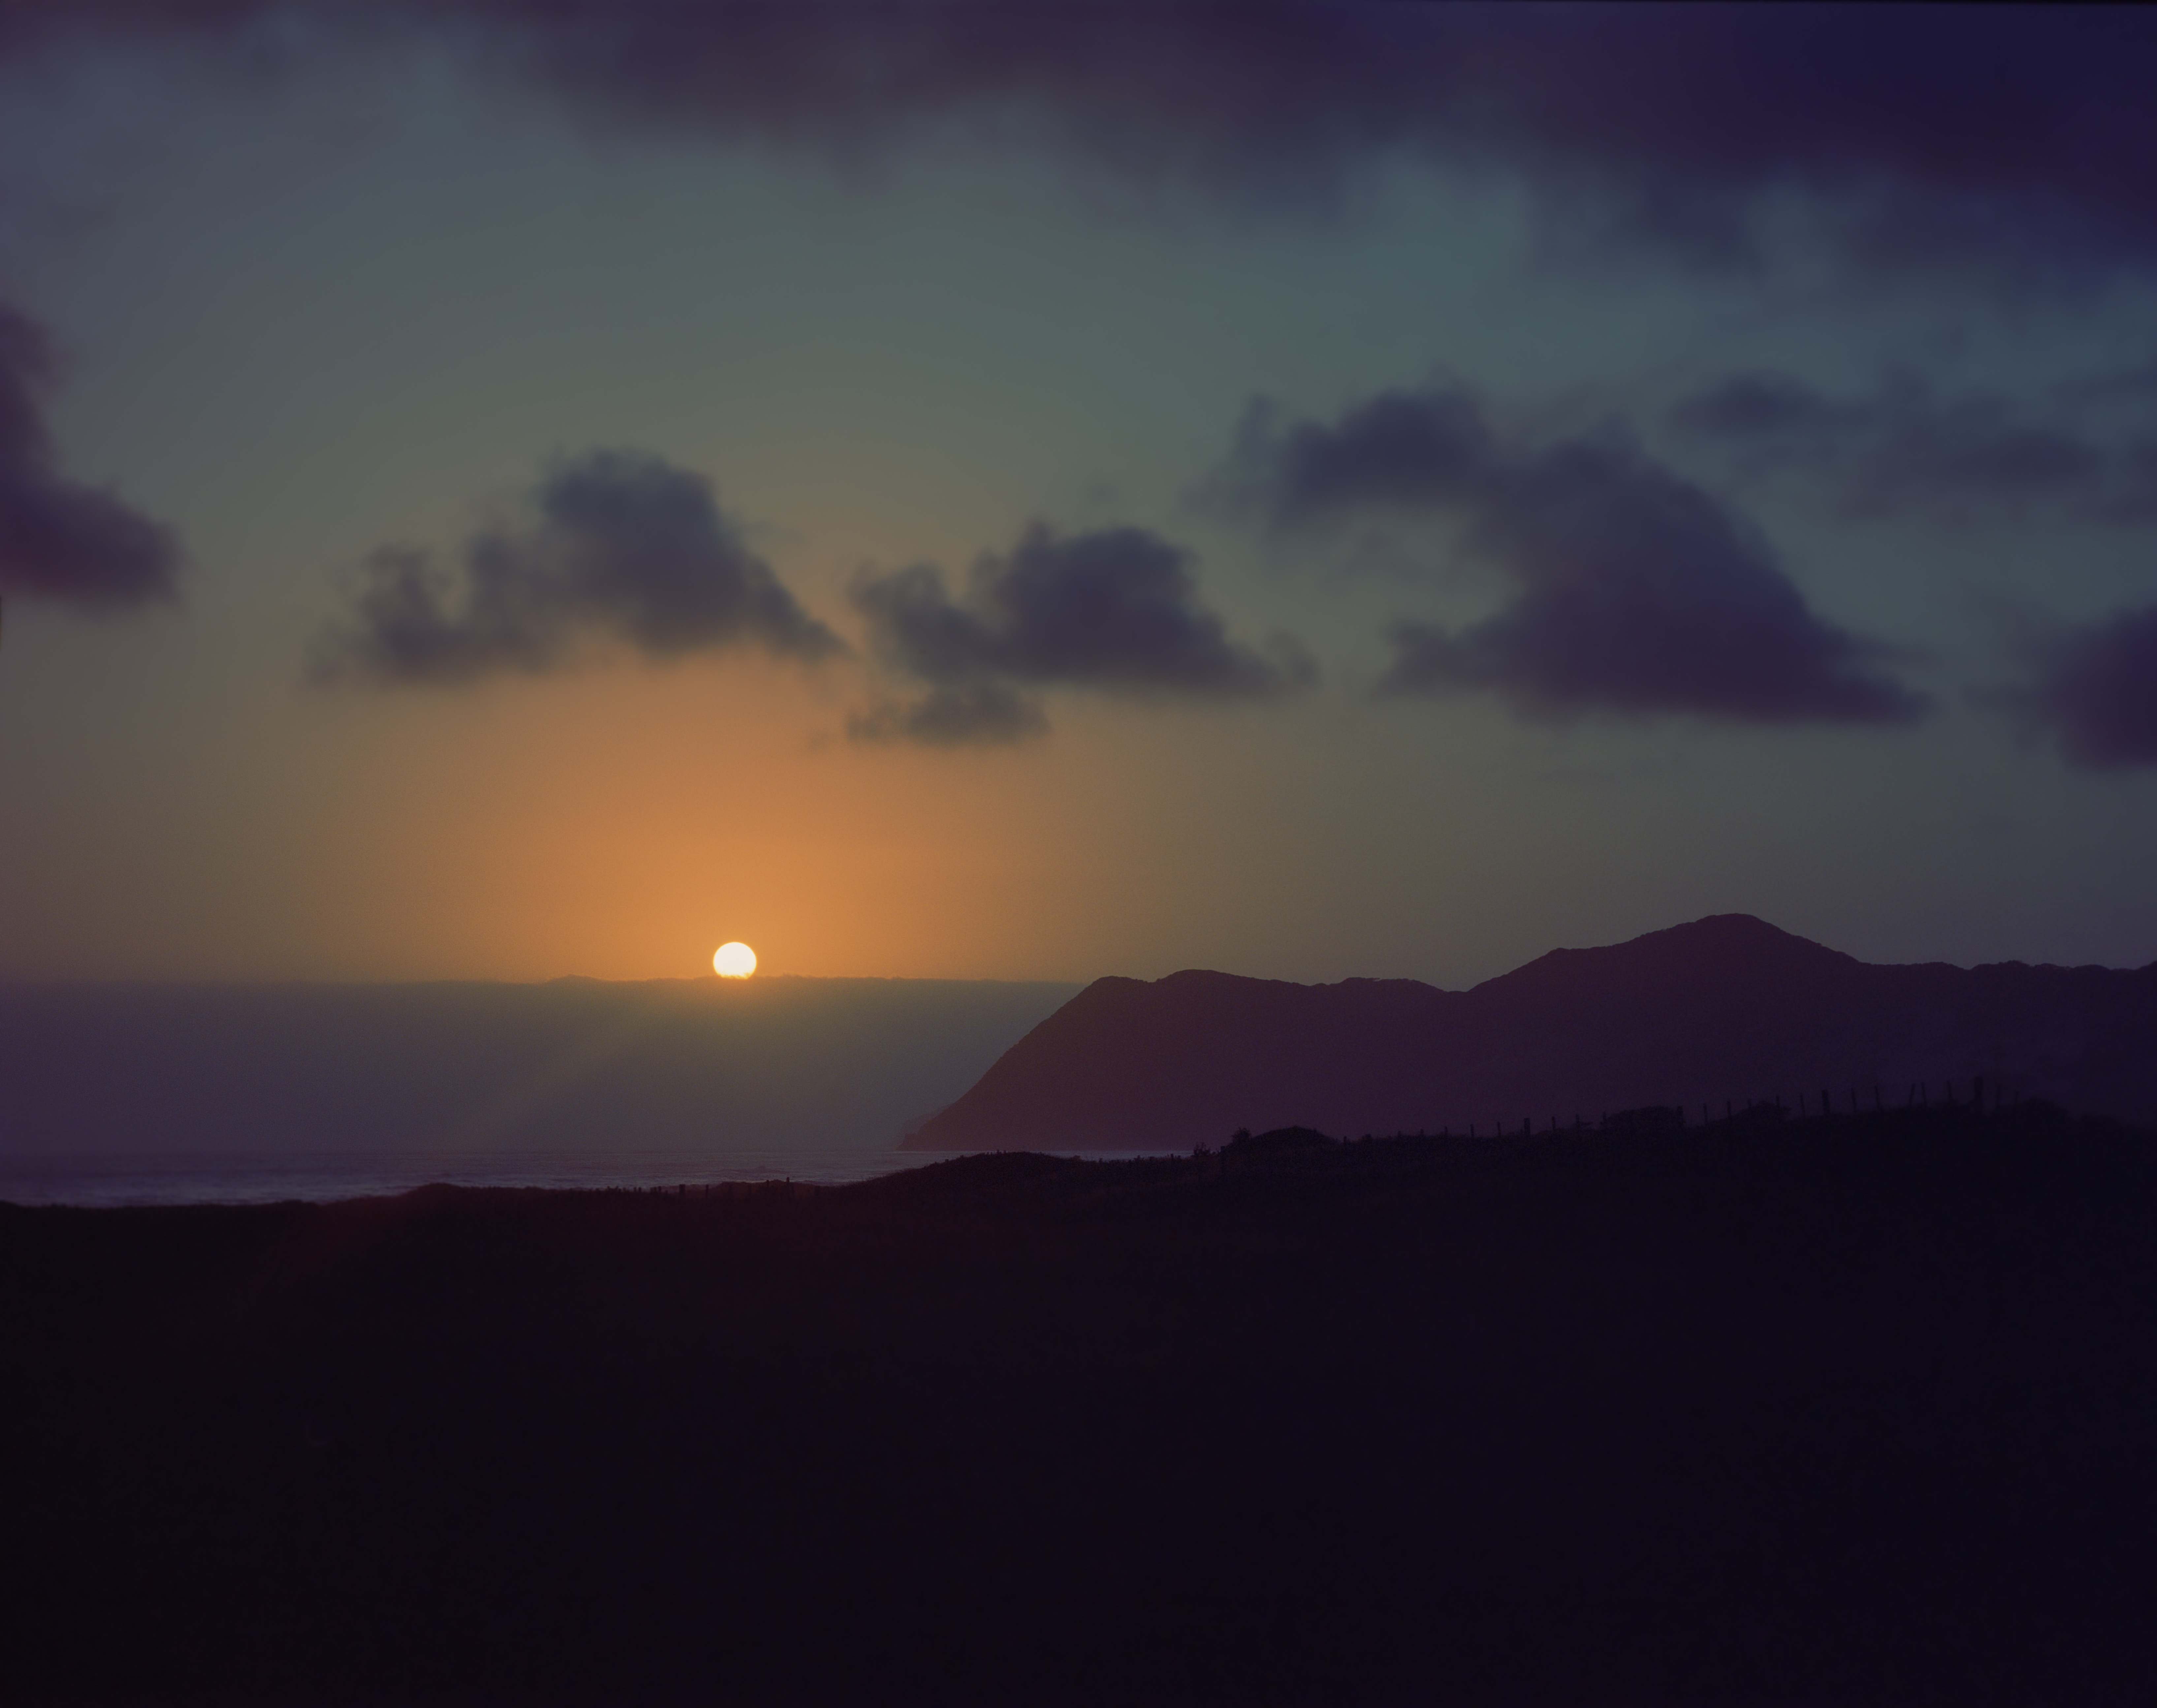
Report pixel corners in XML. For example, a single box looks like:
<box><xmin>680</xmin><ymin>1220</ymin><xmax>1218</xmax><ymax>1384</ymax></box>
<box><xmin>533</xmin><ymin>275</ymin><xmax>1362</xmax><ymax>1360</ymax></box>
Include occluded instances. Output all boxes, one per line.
<box><xmin>6</xmin><ymin>5</ymin><xmax>2157</xmax><ymax>284</ymax></box>
<box><xmin>308</xmin><ymin>449</ymin><xmax>842</xmax><ymax>687</ymax></box>
<box><xmin>1222</xmin><ymin>384</ymin><xmax>1926</xmax><ymax>727</ymax></box>
<box><xmin>845</xmin><ymin>682</ymin><xmax>1051</xmax><ymax>751</ymax></box>
<box><xmin>2011</xmin><ymin>603</ymin><xmax>2157</xmax><ymax>769</ymax></box>
<box><xmin>848</xmin><ymin>522</ymin><xmax>1313</xmax><ymax>745</ymax></box>
<box><xmin>0</xmin><ymin>303</ymin><xmax>181</xmax><ymax>612</ymax></box>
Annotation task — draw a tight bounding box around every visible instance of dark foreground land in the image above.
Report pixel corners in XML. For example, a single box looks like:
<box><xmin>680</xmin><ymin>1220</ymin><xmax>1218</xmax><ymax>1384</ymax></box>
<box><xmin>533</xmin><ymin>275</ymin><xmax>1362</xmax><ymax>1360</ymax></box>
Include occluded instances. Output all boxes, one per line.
<box><xmin>5</xmin><ymin>1104</ymin><xmax>2154</xmax><ymax>1706</ymax></box>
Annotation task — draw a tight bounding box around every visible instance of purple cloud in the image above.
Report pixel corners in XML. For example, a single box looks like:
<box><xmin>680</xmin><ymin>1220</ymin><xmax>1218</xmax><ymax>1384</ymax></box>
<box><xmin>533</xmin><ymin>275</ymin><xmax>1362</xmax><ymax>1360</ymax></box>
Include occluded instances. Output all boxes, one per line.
<box><xmin>0</xmin><ymin>303</ymin><xmax>181</xmax><ymax>611</ymax></box>
<box><xmin>1669</xmin><ymin>372</ymin><xmax>2146</xmax><ymax>522</ymax></box>
<box><xmin>8</xmin><ymin>6</ymin><xmax>2157</xmax><ymax>279</ymax></box>
<box><xmin>848</xmin><ymin>522</ymin><xmax>1312</xmax><ymax>745</ymax></box>
<box><xmin>2014</xmin><ymin>603</ymin><xmax>2157</xmax><ymax>769</ymax></box>
<box><xmin>309</xmin><ymin>448</ymin><xmax>841</xmax><ymax>686</ymax></box>
<box><xmin>846</xmin><ymin>683</ymin><xmax>1049</xmax><ymax>750</ymax></box>
<box><xmin>1225</xmin><ymin>385</ymin><xmax>1925</xmax><ymax>726</ymax></box>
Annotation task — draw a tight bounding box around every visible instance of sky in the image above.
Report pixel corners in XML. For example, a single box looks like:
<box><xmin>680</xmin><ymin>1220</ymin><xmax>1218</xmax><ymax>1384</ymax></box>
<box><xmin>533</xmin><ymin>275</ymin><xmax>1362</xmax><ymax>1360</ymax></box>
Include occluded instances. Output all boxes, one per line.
<box><xmin>4</xmin><ymin>2</ymin><xmax>2157</xmax><ymax>988</ymax></box>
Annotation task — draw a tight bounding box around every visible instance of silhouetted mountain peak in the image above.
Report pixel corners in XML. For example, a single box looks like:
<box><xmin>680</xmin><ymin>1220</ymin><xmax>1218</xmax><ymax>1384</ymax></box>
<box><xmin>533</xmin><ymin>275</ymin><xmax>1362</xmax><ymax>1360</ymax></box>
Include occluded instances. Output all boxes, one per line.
<box><xmin>1151</xmin><ymin>969</ymin><xmax>1277</xmax><ymax>992</ymax></box>
<box><xmin>1661</xmin><ymin>913</ymin><xmax>1854</xmax><ymax>959</ymax></box>
<box><xmin>1478</xmin><ymin>913</ymin><xmax>1859</xmax><ymax>1002</ymax></box>
<box><xmin>908</xmin><ymin>913</ymin><xmax>2157</xmax><ymax>1150</ymax></box>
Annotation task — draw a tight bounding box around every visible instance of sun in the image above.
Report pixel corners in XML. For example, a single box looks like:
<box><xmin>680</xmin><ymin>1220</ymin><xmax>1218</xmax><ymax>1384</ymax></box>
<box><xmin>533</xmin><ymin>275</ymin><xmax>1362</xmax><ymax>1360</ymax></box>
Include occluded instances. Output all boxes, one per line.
<box><xmin>712</xmin><ymin>941</ymin><xmax>758</xmax><ymax>979</ymax></box>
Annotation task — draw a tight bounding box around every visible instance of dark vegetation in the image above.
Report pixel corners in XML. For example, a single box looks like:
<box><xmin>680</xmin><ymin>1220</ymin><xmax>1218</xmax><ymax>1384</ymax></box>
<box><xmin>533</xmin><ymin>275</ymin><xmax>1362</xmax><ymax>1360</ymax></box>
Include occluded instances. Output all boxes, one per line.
<box><xmin>5</xmin><ymin>1102</ymin><xmax>2154</xmax><ymax>1705</ymax></box>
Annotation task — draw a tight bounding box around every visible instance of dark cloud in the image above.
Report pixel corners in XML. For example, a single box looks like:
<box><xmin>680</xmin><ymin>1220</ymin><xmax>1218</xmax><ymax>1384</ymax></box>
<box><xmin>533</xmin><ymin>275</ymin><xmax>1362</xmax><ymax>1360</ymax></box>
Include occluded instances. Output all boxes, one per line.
<box><xmin>7</xmin><ymin>6</ymin><xmax>2157</xmax><ymax>280</ymax></box>
<box><xmin>846</xmin><ymin>683</ymin><xmax>1048</xmax><ymax>750</ymax></box>
<box><xmin>1226</xmin><ymin>385</ymin><xmax>1924</xmax><ymax>727</ymax></box>
<box><xmin>1215</xmin><ymin>388</ymin><xmax>1494</xmax><ymax>529</ymax></box>
<box><xmin>2013</xmin><ymin>603</ymin><xmax>2157</xmax><ymax>769</ymax></box>
<box><xmin>1204</xmin><ymin>387</ymin><xmax>1495</xmax><ymax>538</ymax></box>
<box><xmin>0</xmin><ymin>302</ymin><xmax>180</xmax><ymax>611</ymax></box>
<box><xmin>847</xmin><ymin>522</ymin><xmax>1312</xmax><ymax>745</ymax></box>
<box><xmin>1669</xmin><ymin>371</ymin><xmax>2149</xmax><ymax>522</ymax></box>
<box><xmin>309</xmin><ymin>448</ymin><xmax>841</xmax><ymax>686</ymax></box>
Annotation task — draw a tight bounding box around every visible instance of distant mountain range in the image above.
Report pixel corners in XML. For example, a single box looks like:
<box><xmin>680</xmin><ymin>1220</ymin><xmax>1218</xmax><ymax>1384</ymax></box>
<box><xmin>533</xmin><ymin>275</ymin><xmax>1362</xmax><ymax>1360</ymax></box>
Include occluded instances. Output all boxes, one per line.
<box><xmin>906</xmin><ymin>915</ymin><xmax>2157</xmax><ymax>1150</ymax></box>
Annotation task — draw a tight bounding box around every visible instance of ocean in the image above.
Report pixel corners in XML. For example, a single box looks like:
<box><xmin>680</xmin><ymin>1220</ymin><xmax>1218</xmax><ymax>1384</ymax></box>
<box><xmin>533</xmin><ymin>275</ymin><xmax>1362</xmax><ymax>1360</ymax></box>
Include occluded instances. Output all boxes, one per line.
<box><xmin>0</xmin><ymin>1142</ymin><xmax>1176</xmax><ymax>1208</ymax></box>
<box><xmin>0</xmin><ymin>1143</ymin><xmax>943</xmax><ymax>1209</ymax></box>
<box><xmin>0</xmin><ymin>976</ymin><xmax>1100</xmax><ymax>1207</ymax></box>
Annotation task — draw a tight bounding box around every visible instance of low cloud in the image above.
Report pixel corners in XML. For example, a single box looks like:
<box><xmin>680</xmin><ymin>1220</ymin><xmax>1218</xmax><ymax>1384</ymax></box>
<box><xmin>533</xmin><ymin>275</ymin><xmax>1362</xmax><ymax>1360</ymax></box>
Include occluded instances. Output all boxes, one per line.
<box><xmin>2011</xmin><ymin>603</ymin><xmax>2157</xmax><ymax>768</ymax></box>
<box><xmin>308</xmin><ymin>449</ymin><xmax>842</xmax><ymax>686</ymax></box>
<box><xmin>846</xmin><ymin>683</ymin><xmax>1049</xmax><ymax>750</ymax></box>
<box><xmin>0</xmin><ymin>303</ymin><xmax>181</xmax><ymax>611</ymax></box>
<box><xmin>1224</xmin><ymin>385</ymin><xmax>1925</xmax><ymax>726</ymax></box>
<box><xmin>1669</xmin><ymin>371</ymin><xmax>2151</xmax><ymax>523</ymax></box>
<box><xmin>846</xmin><ymin>522</ymin><xmax>1312</xmax><ymax>745</ymax></box>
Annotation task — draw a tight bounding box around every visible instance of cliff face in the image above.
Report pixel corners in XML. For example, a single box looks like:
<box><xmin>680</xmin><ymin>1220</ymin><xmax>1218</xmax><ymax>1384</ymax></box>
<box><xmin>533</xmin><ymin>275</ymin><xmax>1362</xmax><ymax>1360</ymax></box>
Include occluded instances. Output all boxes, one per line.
<box><xmin>905</xmin><ymin>914</ymin><xmax>2157</xmax><ymax>1149</ymax></box>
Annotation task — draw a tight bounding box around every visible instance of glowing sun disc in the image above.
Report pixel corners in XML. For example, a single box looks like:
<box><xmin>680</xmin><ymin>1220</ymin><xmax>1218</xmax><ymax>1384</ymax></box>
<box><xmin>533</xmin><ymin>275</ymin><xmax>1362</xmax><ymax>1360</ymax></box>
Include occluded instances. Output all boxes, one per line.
<box><xmin>713</xmin><ymin>941</ymin><xmax>757</xmax><ymax>978</ymax></box>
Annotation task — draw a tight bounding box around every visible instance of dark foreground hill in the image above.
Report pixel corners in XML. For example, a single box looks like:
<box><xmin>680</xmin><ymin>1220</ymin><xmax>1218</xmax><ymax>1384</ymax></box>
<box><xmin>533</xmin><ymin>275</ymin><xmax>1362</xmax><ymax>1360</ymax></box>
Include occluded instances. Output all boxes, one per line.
<box><xmin>909</xmin><ymin>914</ymin><xmax>2157</xmax><ymax>1150</ymax></box>
<box><xmin>4</xmin><ymin>1102</ymin><xmax>2154</xmax><ymax>1706</ymax></box>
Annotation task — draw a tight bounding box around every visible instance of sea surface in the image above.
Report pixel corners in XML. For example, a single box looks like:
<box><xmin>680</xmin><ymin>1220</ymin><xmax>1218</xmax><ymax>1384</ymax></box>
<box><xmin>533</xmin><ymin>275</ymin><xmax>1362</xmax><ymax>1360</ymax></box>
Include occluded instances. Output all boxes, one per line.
<box><xmin>0</xmin><ymin>1144</ymin><xmax>967</xmax><ymax>1209</ymax></box>
<box><xmin>0</xmin><ymin>1143</ymin><xmax>1176</xmax><ymax>1209</ymax></box>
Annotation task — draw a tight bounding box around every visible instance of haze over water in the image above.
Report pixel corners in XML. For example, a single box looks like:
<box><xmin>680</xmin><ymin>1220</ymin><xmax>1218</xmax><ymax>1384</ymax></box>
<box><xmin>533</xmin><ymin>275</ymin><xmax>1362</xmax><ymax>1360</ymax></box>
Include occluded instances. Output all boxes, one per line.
<box><xmin>0</xmin><ymin>1144</ymin><xmax>979</xmax><ymax>1209</ymax></box>
<box><xmin>0</xmin><ymin>972</ymin><xmax>1097</xmax><ymax>1204</ymax></box>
